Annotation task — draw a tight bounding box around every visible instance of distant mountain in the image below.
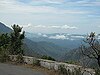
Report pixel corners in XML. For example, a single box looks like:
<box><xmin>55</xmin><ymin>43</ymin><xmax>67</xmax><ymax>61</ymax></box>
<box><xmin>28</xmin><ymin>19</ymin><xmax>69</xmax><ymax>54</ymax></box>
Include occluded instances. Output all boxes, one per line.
<box><xmin>25</xmin><ymin>32</ymin><xmax>85</xmax><ymax>49</ymax></box>
<box><xmin>0</xmin><ymin>22</ymin><xmax>12</xmax><ymax>33</ymax></box>
<box><xmin>62</xmin><ymin>47</ymin><xmax>99</xmax><ymax>68</ymax></box>
<box><xmin>0</xmin><ymin>22</ymin><xmax>40</xmax><ymax>57</ymax></box>
<box><xmin>0</xmin><ymin>22</ymin><xmax>67</xmax><ymax>60</ymax></box>
<box><xmin>24</xmin><ymin>38</ymin><xmax>67</xmax><ymax>60</ymax></box>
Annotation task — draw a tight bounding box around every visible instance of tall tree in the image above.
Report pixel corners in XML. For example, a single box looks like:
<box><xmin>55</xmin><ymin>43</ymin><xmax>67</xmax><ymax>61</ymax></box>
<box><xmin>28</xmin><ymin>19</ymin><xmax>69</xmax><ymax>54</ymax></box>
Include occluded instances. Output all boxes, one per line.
<box><xmin>81</xmin><ymin>32</ymin><xmax>100</xmax><ymax>67</ymax></box>
<box><xmin>10</xmin><ymin>24</ymin><xmax>25</xmax><ymax>55</ymax></box>
<box><xmin>0</xmin><ymin>33</ymin><xmax>10</xmax><ymax>47</ymax></box>
<box><xmin>0</xmin><ymin>33</ymin><xmax>10</xmax><ymax>62</ymax></box>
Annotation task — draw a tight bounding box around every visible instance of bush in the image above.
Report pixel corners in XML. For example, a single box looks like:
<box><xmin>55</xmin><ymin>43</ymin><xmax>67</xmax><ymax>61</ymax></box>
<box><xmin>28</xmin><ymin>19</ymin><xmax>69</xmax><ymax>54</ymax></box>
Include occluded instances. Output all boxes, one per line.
<box><xmin>58</xmin><ymin>65</ymin><xmax>69</xmax><ymax>75</ymax></box>
<box><xmin>95</xmin><ymin>69</ymin><xmax>100</xmax><ymax>75</ymax></box>
<box><xmin>0</xmin><ymin>53</ymin><xmax>9</xmax><ymax>62</ymax></box>
<box><xmin>0</xmin><ymin>47</ymin><xmax>10</xmax><ymax>62</ymax></box>
<box><xmin>16</xmin><ymin>54</ymin><xmax>24</xmax><ymax>63</ymax></box>
<box><xmin>41</xmin><ymin>55</ymin><xmax>55</xmax><ymax>61</ymax></box>
<box><xmin>58</xmin><ymin>65</ymin><xmax>82</xmax><ymax>75</ymax></box>
<box><xmin>33</xmin><ymin>59</ymin><xmax>40</xmax><ymax>66</ymax></box>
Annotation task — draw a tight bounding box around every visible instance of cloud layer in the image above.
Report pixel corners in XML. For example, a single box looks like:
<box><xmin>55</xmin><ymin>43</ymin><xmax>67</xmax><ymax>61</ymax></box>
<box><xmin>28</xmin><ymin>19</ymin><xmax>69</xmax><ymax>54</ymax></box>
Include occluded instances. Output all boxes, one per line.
<box><xmin>21</xmin><ymin>24</ymin><xmax>78</xmax><ymax>33</ymax></box>
<box><xmin>0</xmin><ymin>0</ymin><xmax>90</xmax><ymax>14</ymax></box>
<box><xmin>26</xmin><ymin>24</ymin><xmax>78</xmax><ymax>29</ymax></box>
<box><xmin>0</xmin><ymin>0</ymin><xmax>100</xmax><ymax>34</ymax></box>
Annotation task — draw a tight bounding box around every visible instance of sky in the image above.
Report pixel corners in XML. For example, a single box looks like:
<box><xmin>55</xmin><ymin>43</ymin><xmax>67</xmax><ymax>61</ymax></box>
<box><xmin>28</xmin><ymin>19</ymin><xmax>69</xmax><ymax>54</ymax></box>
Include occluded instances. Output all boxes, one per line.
<box><xmin>0</xmin><ymin>0</ymin><xmax>100</xmax><ymax>34</ymax></box>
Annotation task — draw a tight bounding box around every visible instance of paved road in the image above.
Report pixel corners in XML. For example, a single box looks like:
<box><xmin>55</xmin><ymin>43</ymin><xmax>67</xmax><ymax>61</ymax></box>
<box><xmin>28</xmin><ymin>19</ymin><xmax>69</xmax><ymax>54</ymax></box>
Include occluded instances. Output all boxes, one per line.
<box><xmin>0</xmin><ymin>63</ymin><xmax>47</xmax><ymax>75</ymax></box>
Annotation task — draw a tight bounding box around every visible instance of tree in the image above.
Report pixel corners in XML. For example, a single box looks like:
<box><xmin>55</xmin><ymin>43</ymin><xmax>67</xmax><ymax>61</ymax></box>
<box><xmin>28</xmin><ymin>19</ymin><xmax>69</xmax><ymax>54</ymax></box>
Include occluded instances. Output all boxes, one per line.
<box><xmin>81</xmin><ymin>32</ymin><xmax>100</xmax><ymax>67</ymax></box>
<box><xmin>10</xmin><ymin>24</ymin><xmax>25</xmax><ymax>55</ymax></box>
<box><xmin>0</xmin><ymin>33</ymin><xmax>10</xmax><ymax>62</ymax></box>
<box><xmin>0</xmin><ymin>33</ymin><xmax>10</xmax><ymax>47</ymax></box>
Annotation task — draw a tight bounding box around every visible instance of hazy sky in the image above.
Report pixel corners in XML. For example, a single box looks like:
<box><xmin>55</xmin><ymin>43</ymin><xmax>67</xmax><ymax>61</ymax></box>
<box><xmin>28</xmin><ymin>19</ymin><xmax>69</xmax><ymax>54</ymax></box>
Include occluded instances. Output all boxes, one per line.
<box><xmin>0</xmin><ymin>0</ymin><xmax>100</xmax><ymax>34</ymax></box>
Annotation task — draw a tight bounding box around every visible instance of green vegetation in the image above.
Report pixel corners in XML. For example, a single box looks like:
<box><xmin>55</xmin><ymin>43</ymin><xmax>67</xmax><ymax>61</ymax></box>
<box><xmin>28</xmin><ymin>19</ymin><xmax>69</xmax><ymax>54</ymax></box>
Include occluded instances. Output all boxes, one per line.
<box><xmin>10</xmin><ymin>25</ymin><xmax>25</xmax><ymax>55</ymax></box>
<box><xmin>95</xmin><ymin>69</ymin><xmax>100</xmax><ymax>75</ymax></box>
<box><xmin>16</xmin><ymin>54</ymin><xmax>24</xmax><ymax>63</ymax></box>
<box><xmin>58</xmin><ymin>65</ymin><xmax>82</xmax><ymax>75</ymax></box>
<box><xmin>0</xmin><ymin>24</ymin><xmax>25</xmax><ymax>63</ymax></box>
<box><xmin>0</xmin><ymin>33</ymin><xmax>10</xmax><ymax>62</ymax></box>
<box><xmin>33</xmin><ymin>59</ymin><xmax>40</xmax><ymax>66</ymax></box>
<box><xmin>41</xmin><ymin>55</ymin><xmax>55</xmax><ymax>61</ymax></box>
<box><xmin>0</xmin><ymin>23</ymin><xmax>100</xmax><ymax>75</ymax></box>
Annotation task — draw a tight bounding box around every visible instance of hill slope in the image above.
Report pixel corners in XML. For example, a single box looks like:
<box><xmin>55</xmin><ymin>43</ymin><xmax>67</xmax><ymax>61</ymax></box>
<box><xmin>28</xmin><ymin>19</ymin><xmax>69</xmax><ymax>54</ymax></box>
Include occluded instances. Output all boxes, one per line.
<box><xmin>0</xmin><ymin>22</ymin><xmax>12</xmax><ymax>33</ymax></box>
<box><xmin>63</xmin><ymin>48</ymin><xmax>99</xmax><ymax>68</ymax></box>
<box><xmin>0</xmin><ymin>22</ymin><xmax>67</xmax><ymax>60</ymax></box>
<box><xmin>24</xmin><ymin>38</ymin><xmax>66</xmax><ymax>60</ymax></box>
<box><xmin>26</xmin><ymin>32</ymin><xmax>84</xmax><ymax>49</ymax></box>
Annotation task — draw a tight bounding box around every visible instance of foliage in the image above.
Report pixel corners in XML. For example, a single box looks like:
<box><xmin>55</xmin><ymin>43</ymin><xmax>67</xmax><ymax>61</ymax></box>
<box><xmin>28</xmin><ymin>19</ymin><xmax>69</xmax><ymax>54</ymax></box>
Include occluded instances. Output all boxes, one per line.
<box><xmin>95</xmin><ymin>69</ymin><xmax>100</xmax><ymax>75</ymax></box>
<box><xmin>58</xmin><ymin>65</ymin><xmax>69</xmax><ymax>75</ymax></box>
<box><xmin>0</xmin><ymin>47</ymin><xmax>9</xmax><ymax>62</ymax></box>
<box><xmin>33</xmin><ymin>59</ymin><xmax>40</xmax><ymax>66</ymax></box>
<box><xmin>16</xmin><ymin>54</ymin><xmax>24</xmax><ymax>63</ymax></box>
<box><xmin>0</xmin><ymin>24</ymin><xmax>25</xmax><ymax>63</ymax></box>
<box><xmin>58</xmin><ymin>65</ymin><xmax>82</xmax><ymax>75</ymax></box>
<box><xmin>41</xmin><ymin>55</ymin><xmax>55</xmax><ymax>61</ymax></box>
<box><xmin>10</xmin><ymin>24</ymin><xmax>25</xmax><ymax>55</ymax></box>
<box><xmin>0</xmin><ymin>33</ymin><xmax>10</xmax><ymax>62</ymax></box>
<box><xmin>0</xmin><ymin>33</ymin><xmax>10</xmax><ymax>47</ymax></box>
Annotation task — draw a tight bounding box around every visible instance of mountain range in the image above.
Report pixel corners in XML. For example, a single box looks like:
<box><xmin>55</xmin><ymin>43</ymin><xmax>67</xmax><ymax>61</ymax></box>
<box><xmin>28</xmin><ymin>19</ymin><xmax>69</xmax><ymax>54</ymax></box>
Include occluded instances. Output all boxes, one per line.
<box><xmin>25</xmin><ymin>32</ymin><xmax>85</xmax><ymax>49</ymax></box>
<box><xmin>0</xmin><ymin>22</ymin><xmax>12</xmax><ymax>33</ymax></box>
<box><xmin>0</xmin><ymin>22</ymin><xmax>99</xmax><ymax>68</ymax></box>
<box><xmin>0</xmin><ymin>22</ymin><xmax>67</xmax><ymax>60</ymax></box>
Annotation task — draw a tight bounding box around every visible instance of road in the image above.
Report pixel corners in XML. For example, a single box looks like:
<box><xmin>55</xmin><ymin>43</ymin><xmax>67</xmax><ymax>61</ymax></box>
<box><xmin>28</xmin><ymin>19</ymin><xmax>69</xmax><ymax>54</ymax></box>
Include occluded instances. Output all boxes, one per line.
<box><xmin>0</xmin><ymin>63</ymin><xmax>47</xmax><ymax>75</ymax></box>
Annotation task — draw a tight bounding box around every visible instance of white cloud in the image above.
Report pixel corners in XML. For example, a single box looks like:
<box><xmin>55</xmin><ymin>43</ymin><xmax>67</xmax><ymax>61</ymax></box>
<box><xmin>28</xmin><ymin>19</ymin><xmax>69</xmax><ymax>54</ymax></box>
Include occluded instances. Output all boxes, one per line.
<box><xmin>22</xmin><ymin>24</ymin><xmax>78</xmax><ymax>33</ymax></box>
<box><xmin>37</xmin><ymin>33</ymin><xmax>48</xmax><ymax>37</ymax></box>
<box><xmin>23</xmin><ymin>24</ymin><xmax>32</xmax><ymax>27</ymax></box>
<box><xmin>43</xmin><ymin>0</ymin><xmax>63</xmax><ymax>4</ymax></box>
<box><xmin>98</xmin><ymin>36</ymin><xmax>100</xmax><ymax>39</ymax></box>
<box><xmin>71</xmin><ymin>36</ymin><xmax>85</xmax><ymax>38</ymax></box>
<box><xmin>49</xmin><ymin>35</ymin><xmax>67</xmax><ymax>40</ymax></box>
<box><xmin>34</xmin><ymin>25</ymin><xmax>46</xmax><ymax>28</ymax></box>
<box><xmin>31</xmin><ymin>0</ymin><xmax>100</xmax><ymax>6</ymax></box>
<box><xmin>48</xmin><ymin>34</ymin><xmax>86</xmax><ymax>40</ymax></box>
<box><xmin>42</xmin><ymin>34</ymin><xmax>48</xmax><ymax>37</ymax></box>
<box><xmin>38</xmin><ymin>33</ymin><xmax>42</xmax><ymax>36</ymax></box>
<box><xmin>0</xmin><ymin>0</ymin><xmax>90</xmax><ymax>14</ymax></box>
<box><xmin>30</xmin><ymin>25</ymin><xmax>78</xmax><ymax>29</ymax></box>
<box><xmin>80</xmin><ymin>2</ymin><xmax>100</xmax><ymax>6</ymax></box>
<box><xmin>64</xmin><ymin>0</ymin><xmax>100</xmax><ymax>7</ymax></box>
<box><xmin>61</xmin><ymin>25</ymin><xmax>77</xmax><ymax>29</ymax></box>
<box><xmin>31</xmin><ymin>0</ymin><xmax>64</xmax><ymax>4</ymax></box>
<box><xmin>14</xmin><ymin>23</ymin><xmax>32</xmax><ymax>28</ymax></box>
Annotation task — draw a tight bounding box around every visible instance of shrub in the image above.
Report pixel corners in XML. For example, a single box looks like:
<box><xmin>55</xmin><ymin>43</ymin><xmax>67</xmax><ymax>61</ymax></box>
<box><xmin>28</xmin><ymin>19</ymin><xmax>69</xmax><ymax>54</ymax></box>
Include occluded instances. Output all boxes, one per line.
<box><xmin>0</xmin><ymin>47</ymin><xmax>10</xmax><ymax>62</ymax></box>
<box><xmin>58</xmin><ymin>65</ymin><xmax>82</xmax><ymax>75</ymax></box>
<box><xmin>16</xmin><ymin>54</ymin><xmax>24</xmax><ymax>63</ymax></box>
<box><xmin>0</xmin><ymin>53</ymin><xmax>9</xmax><ymax>62</ymax></box>
<box><xmin>58</xmin><ymin>65</ymin><xmax>70</xmax><ymax>75</ymax></box>
<box><xmin>95</xmin><ymin>69</ymin><xmax>100</xmax><ymax>75</ymax></box>
<box><xmin>41</xmin><ymin>55</ymin><xmax>55</xmax><ymax>61</ymax></box>
<box><xmin>33</xmin><ymin>59</ymin><xmax>40</xmax><ymax>66</ymax></box>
